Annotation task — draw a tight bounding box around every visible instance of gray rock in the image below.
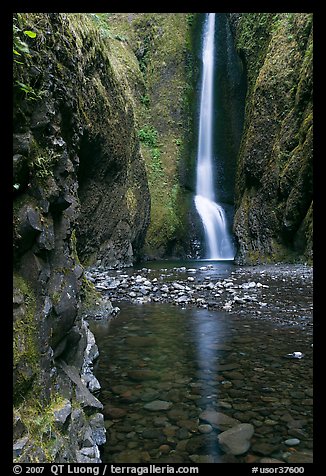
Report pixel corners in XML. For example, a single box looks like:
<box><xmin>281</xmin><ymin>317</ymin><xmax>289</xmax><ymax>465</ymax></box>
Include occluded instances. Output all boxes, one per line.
<box><xmin>199</xmin><ymin>410</ymin><xmax>240</xmax><ymax>430</ymax></box>
<box><xmin>76</xmin><ymin>446</ymin><xmax>101</xmax><ymax>463</ymax></box>
<box><xmin>218</xmin><ymin>423</ymin><xmax>254</xmax><ymax>455</ymax></box>
<box><xmin>13</xmin><ymin>131</ymin><xmax>32</xmax><ymax>155</ymax></box>
<box><xmin>198</xmin><ymin>424</ymin><xmax>213</xmax><ymax>434</ymax></box>
<box><xmin>172</xmin><ymin>282</ymin><xmax>185</xmax><ymax>290</ymax></box>
<box><xmin>82</xmin><ymin>373</ymin><xmax>101</xmax><ymax>393</ymax></box>
<box><xmin>57</xmin><ymin>360</ymin><xmax>103</xmax><ymax>410</ymax></box>
<box><xmin>13</xmin><ymin>414</ymin><xmax>26</xmax><ymax>440</ymax></box>
<box><xmin>143</xmin><ymin>400</ymin><xmax>173</xmax><ymax>411</ymax></box>
<box><xmin>13</xmin><ymin>436</ymin><xmax>29</xmax><ymax>458</ymax></box>
<box><xmin>82</xmin><ymin>427</ymin><xmax>95</xmax><ymax>447</ymax></box>
<box><xmin>175</xmin><ymin>295</ymin><xmax>189</xmax><ymax>303</ymax></box>
<box><xmin>53</xmin><ymin>399</ymin><xmax>72</xmax><ymax>427</ymax></box>
<box><xmin>285</xmin><ymin>438</ymin><xmax>300</xmax><ymax>446</ymax></box>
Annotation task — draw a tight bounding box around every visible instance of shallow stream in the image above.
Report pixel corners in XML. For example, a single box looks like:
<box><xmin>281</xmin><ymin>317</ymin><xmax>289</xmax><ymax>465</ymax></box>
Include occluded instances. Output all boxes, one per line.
<box><xmin>89</xmin><ymin>261</ymin><xmax>313</xmax><ymax>463</ymax></box>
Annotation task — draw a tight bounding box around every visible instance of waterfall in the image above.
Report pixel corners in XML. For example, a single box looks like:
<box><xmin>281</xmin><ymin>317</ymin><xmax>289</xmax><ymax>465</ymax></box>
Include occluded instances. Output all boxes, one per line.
<box><xmin>194</xmin><ymin>13</ymin><xmax>235</xmax><ymax>261</ymax></box>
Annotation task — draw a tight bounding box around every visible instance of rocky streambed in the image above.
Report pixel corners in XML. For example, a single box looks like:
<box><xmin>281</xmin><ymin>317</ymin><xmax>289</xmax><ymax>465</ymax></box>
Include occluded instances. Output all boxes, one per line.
<box><xmin>86</xmin><ymin>262</ymin><xmax>313</xmax><ymax>463</ymax></box>
<box><xmin>86</xmin><ymin>262</ymin><xmax>312</xmax><ymax>329</ymax></box>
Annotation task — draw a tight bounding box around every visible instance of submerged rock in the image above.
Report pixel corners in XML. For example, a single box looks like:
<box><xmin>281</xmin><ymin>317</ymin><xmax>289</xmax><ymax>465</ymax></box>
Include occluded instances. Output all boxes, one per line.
<box><xmin>143</xmin><ymin>400</ymin><xmax>173</xmax><ymax>411</ymax></box>
<box><xmin>218</xmin><ymin>423</ymin><xmax>254</xmax><ymax>455</ymax></box>
<box><xmin>199</xmin><ymin>410</ymin><xmax>239</xmax><ymax>430</ymax></box>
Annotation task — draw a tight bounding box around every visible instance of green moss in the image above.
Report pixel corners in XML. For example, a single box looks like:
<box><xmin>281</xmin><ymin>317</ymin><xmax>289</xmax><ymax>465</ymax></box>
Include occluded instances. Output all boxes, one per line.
<box><xmin>14</xmin><ymin>393</ymin><xmax>70</xmax><ymax>462</ymax></box>
<box><xmin>106</xmin><ymin>13</ymin><xmax>196</xmax><ymax>257</ymax></box>
<box><xmin>233</xmin><ymin>13</ymin><xmax>312</xmax><ymax>264</ymax></box>
<box><xmin>234</xmin><ymin>13</ymin><xmax>278</xmax><ymax>96</ymax></box>
<box><xmin>69</xmin><ymin>229</ymin><xmax>101</xmax><ymax>307</ymax></box>
<box><xmin>70</xmin><ymin>229</ymin><xmax>81</xmax><ymax>265</ymax></box>
<box><xmin>13</xmin><ymin>273</ymin><xmax>40</xmax><ymax>403</ymax></box>
<box><xmin>80</xmin><ymin>276</ymin><xmax>101</xmax><ymax>308</ymax></box>
<box><xmin>126</xmin><ymin>187</ymin><xmax>137</xmax><ymax>218</ymax></box>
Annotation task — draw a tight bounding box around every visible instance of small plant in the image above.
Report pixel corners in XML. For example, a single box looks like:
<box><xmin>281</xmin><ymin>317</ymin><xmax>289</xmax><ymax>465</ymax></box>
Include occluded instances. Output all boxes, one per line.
<box><xmin>13</xmin><ymin>24</ymin><xmax>37</xmax><ymax>61</ymax></box>
<box><xmin>140</xmin><ymin>94</ymin><xmax>150</xmax><ymax>108</ymax></box>
<box><xmin>89</xmin><ymin>13</ymin><xmax>112</xmax><ymax>39</ymax></box>
<box><xmin>187</xmin><ymin>14</ymin><xmax>195</xmax><ymax>26</ymax></box>
<box><xmin>31</xmin><ymin>150</ymin><xmax>60</xmax><ymax>178</ymax></box>
<box><xmin>138</xmin><ymin>125</ymin><xmax>158</xmax><ymax>148</ymax></box>
<box><xmin>15</xmin><ymin>81</ymin><xmax>39</xmax><ymax>101</ymax></box>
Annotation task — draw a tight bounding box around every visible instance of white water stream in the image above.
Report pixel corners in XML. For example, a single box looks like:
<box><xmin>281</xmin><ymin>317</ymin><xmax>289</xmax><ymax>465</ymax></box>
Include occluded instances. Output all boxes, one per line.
<box><xmin>194</xmin><ymin>13</ymin><xmax>234</xmax><ymax>260</ymax></box>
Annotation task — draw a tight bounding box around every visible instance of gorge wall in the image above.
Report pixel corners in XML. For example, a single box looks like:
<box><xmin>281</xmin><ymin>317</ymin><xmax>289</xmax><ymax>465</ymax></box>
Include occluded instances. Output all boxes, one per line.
<box><xmin>13</xmin><ymin>13</ymin><xmax>150</xmax><ymax>462</ymax></box>
<box><xmin>229</xmin><ymin>13</ymin><xmax>313</xmax><ymax>264</ymax></box>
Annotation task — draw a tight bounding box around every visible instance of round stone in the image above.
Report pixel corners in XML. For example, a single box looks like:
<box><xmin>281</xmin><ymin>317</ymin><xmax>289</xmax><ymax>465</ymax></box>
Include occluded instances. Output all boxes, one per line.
<box><xmin>218</xmin><ymin>423</ymin><xmax>255</xmax><ymax>456</ymax></box>
<box><xmin>285</xmin><ymin>438</ymin><xmax>300</xmax><ymax>446</ymax></box>
<box><xmin>198</xmin><ymin>424</ymin><xmax>213</xmax><ymax>434</ymax></box>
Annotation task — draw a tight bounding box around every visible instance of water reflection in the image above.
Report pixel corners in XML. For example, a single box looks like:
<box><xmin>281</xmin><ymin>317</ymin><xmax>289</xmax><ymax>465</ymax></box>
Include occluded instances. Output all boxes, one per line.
<box><xmin>90</xmin><ymin>301</ymin><xmax>312</xmax><ymax>463</ymax></box>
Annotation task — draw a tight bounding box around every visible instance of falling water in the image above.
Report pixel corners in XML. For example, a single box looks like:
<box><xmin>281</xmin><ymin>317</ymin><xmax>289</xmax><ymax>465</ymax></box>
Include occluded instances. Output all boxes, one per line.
<box><xmin>194</xmin><ymin>13</ymin><xmax>234</xmax><ymax>260</ymax></box>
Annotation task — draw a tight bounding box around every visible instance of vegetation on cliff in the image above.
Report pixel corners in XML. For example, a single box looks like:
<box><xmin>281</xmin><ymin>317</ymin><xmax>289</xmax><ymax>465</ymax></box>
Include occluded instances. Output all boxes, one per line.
<box><xmin>230</xmin><ymin>13</ymin><xmax>313</xmax><ymax>264</ymax></box>
<box><xmin>103</xmin><ymin>13</ymin><xmax>199</xmax><ymax>257</ymax></box>
<box><xmin>13</xmin><ymin>12</ymin><xmax>150</xmax><ymax>462</ymax></box>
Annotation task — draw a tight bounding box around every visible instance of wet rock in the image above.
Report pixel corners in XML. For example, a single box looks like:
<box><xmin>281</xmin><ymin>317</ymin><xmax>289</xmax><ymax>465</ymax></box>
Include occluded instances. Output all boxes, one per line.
<box><xmin>286</xmin><ymin>450</ymin><xmax>313</xmax><ymax>463</ymax></box>
<box><xmin>103</xmin><ymin>405</ymin><xmax>127</xmax><ymax>419</ymax></box>
<box><xmin>143</xmin><ymin>400</ymin><xmax>172</xmax><ymax>411</ymax></box>
<box><xmin>159</xmin><ymin>444</ymin><xmax>171</xmax><ymax>454</ymax></box>
<box><xmin>198</xmin><ymin>424</ymin><xmax>213</xmax><ymax>434</ymax></box>
<box><xmin>251</xmin><ymin>442</ymin><xmax>276</xmax><ymax>456</ymax></box>
<box><xmin>127</xmin><ymin>369</ymin><xmax>159</xmax><ymax>381</ymax></box>
<box><xmin>177</xmin><ymin>419</ymin><xmax>199</xmax><ymax>432</ymax></box>
<box><xmin>260</xmin><ymin>457</ymin><xmax>285</xmax><ymax>463</ymax></box>
<box><xmin>13</xmin><ymin>131</ymin><xmax>32</xmax><ymax>155</ymax></box>
<box><xmin>287</xmin><ymin>428</ymin><xmax>308</xmax><ymax>440</ymax></box>
<box><xmin>167</xmin><ymin>408</ymin><xmax>189</xmax><ymax>421</ymax></box>
<box><xmin>162</xmin><ymin>425</ymin><xmax>178</xmax><ymax>437</ymax></box>
<box><xmin>142</xmin><ymin>429</ymin><xmax>164</xmax><ymax>439</ymax></box>
<box><xmin>175</xmin><ymin>295</ymin><xmax>189</xmax><ymax>304</ymax></box>
<box><xmin>113</xmin><ymin>450</ymin><xmax>143</xmax><ymax>463</ymax></box>
<box><xmin>218</xmin><ymin>423</ymin><xmax>254</xmax><ymax>455</ymax></box>
<box><xmin>153</xmin><ymin>416</ymin><xmax>168</xmax><ymax>427</ymax></box>
<box><xmin>176</xmin><ymin>428</ymin><xmax>190</xmax><ymax>440</ymax></box>
<box><xmin>185</xmin><ymin>435</ymin><xmax>209</xmax><ymax>454</ymax></box>
<box><xmin>140</xmin><ymin>390</ymin><xmax>160</xmax><ymax>402</ymax></box>
<box><xmin>285</xmin><ymin>438</ymin><xmax>300</xmax><ymax>446</ymax></box>
<box><xmin>244</xmin><ymin>454</ymin><xmax>260</xmax><ymax>463</ymax></box>
<box><xmin>199</xmin><ymin>410</ymin><xmax>239</xmax><ymax>430</ymax></box>
<box><xmin>172</xmin><ymin>282</ymin><xmax>185</xmax><ymax>291</ymax></box>
<box><xmin>189</xmin><ymin>454</ymin><xmax>215</xmax><ymax>463</ymax></box>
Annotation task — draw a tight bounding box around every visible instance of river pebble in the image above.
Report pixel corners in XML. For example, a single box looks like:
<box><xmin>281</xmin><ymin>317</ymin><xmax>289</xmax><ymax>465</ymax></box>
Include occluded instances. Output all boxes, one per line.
<box><xmin>143</xmin><ymin>400</ymin><xmax>173</xmax><ymax>411</ymax></box>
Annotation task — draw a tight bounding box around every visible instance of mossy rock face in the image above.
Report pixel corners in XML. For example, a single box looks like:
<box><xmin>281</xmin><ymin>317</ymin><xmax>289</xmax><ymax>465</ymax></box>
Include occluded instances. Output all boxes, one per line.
<box><xmin>230</xmin><ymin>13</ymin><xmax>313</xmax><ymax>264</ymax></box>
<box><xmin>13</xmin><ymin>274</ymin><xmax>39</xmax><ymax>403</ymax></box>
<box><xmin>14</xmin><ymin>13</ymin><xmax>150</xmax><ymax>269</ymax></box>
<box><xmin>107</xmin><ymin>13</ymin><xmax>200</xmax><ymax>258</ymax></box>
